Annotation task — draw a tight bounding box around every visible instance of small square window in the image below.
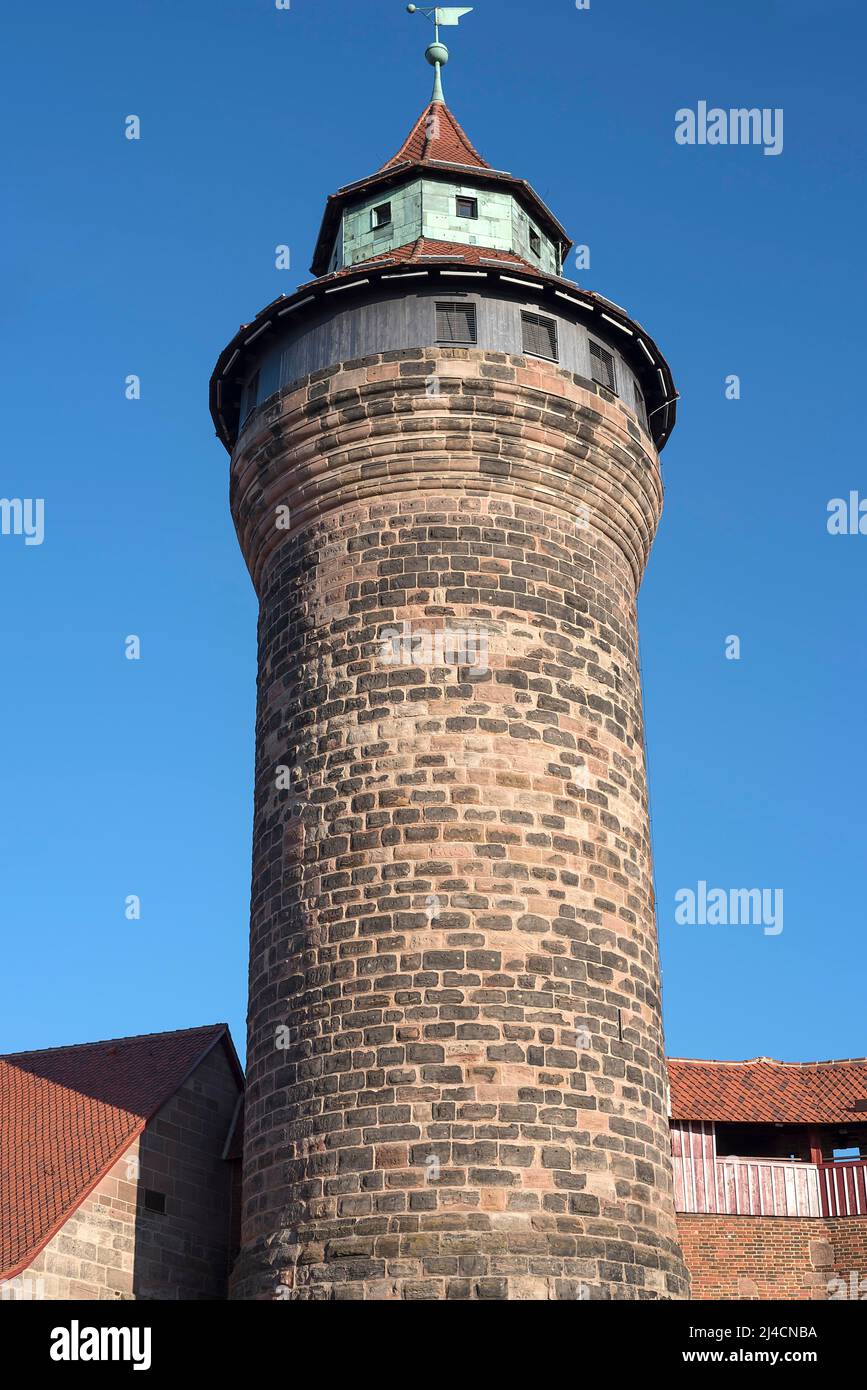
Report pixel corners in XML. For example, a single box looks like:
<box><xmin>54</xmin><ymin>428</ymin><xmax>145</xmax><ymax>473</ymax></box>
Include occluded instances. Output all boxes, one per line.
<box><xmin>528</xmin><ymin>228</ymin><xmax>541</xmax><ymax>257</ymax></box>
<box><xmin>521</xmin><ymin>311</ymin><xmax>558</xmax><ymax>362</ymax></box>
<box><xmin>436</xmin><ymin>301</ymin><xmax>477</xmax><ymax>344</ymax></box>
<box><xmin>372</xmin><ymin>202</ymin><xmax>392</xmax><ymax>229</ymax></box>
<box><xmin>456</xmin><ymin>196</ymin><xmax>478</xmax><ymax>219</ymax></box>
<box><xmin>143</xmin><ymin>1189</ymin><xmax>166</xmax><ymax>1215</ymax></box>
<box><xmin>589</xmin><ymin>340</ymin><xmax>616</xmax><ymax>392</ymax></box>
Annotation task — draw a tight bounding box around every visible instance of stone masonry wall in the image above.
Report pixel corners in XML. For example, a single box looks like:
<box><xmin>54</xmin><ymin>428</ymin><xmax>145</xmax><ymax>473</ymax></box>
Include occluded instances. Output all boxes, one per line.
<box><xmin>677</xmin><ymin>1214</ymin><xmax>867</xmax><ymax>1300</ymax></box>
<box><xmin>230</xmin><ymin>345</ymin><xmax>689</xmax><ymax>1300</ymax></box>
<box><xmin>133</xmin><ymin>1042</ymin><xmax>240</xmax><ymax>1299</ymax></box>
<box><xmin>17</xmin><ymin>1143</ymin><xmax>139</xmax><ymax>1300</ymax></box>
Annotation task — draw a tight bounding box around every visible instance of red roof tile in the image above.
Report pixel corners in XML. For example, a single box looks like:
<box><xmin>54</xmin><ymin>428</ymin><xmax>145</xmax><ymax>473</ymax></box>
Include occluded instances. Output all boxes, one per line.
<box><xmin>0</xmin><ymin>1024</ymin><xmax>238</xmax><ymax>1281</ymax></box>
<box><xmin>300</xmin><ymin>236</ymin><xmax>543</xmax><ymax>287</ymax></box>
<box><xmin>668</xmin><ymin>1057</ymin><xmax>867</xmax><ymax>1125</ymax></box>
<box><xmin>380</xmin><ymin>101</ymin><xmax>491</xmax><ymax>171</ymax></box>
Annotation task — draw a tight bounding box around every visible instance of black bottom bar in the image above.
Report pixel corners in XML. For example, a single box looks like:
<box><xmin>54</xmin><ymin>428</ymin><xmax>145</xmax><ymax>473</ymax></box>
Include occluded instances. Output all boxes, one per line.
<box><xmin>2</xmin><ymin>1297</ymin><xmax>860</xmax><ymax>1377</ymax></box>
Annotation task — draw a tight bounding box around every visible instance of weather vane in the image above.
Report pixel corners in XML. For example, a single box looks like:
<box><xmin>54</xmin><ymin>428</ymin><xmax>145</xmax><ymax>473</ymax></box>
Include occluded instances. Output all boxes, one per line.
<box><xmin>406</xmin><ymin>5</ymin><xmax>474</xmax><ymax>103</ymax></box>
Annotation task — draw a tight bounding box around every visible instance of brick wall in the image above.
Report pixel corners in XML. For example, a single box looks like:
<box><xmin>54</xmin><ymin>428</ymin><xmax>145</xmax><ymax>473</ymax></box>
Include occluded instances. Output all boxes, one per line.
<box><xmin>677</xmin><ymin>1214</ymin><xmax>867</xmax><ymax>1300</ymax></box>
<box><xmin>826</xmin><ymin>1216</ymin><xmax>867</xmax><ymax>1287</ymax></box>
<box><xmin>230</xmin><ymin>346</ymin><xmax>689</xmax><ymax>1300</ymax></box>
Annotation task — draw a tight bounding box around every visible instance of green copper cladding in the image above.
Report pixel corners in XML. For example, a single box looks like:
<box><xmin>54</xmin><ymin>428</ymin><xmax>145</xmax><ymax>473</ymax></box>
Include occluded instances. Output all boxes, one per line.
<box><xmin>335</xmin><ymin>176</ymin><xmax>560</xmax><ymax>276</ymax></box>
<box><xmin>408</xmin><ymin>5</ymin><xmax>474</xmax><ymax>104</ymax></box>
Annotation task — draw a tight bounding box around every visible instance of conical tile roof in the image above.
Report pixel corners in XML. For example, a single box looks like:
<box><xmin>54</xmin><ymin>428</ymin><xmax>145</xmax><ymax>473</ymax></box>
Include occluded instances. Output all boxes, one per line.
<box><xmin>380</xmin><ymin>100</ymin><xmax>490</xmax><ymax>171</ymax></box>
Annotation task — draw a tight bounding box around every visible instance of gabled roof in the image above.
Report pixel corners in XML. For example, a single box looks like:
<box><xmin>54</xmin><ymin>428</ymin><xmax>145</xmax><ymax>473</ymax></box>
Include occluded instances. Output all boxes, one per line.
<box><xmin>380</xmin><ymin>100</ymin><xmax>490</xmax><ymax>171</ymax></box>
<box><xmin>668</xmin><ymin>1056</ymin><xmax>867</xmax><ymax>1125</ymax></box>
<box><xmin>0</xmin><ymin>1024</ymin><xmax>242</xmax><ymax>1282</ymax></box>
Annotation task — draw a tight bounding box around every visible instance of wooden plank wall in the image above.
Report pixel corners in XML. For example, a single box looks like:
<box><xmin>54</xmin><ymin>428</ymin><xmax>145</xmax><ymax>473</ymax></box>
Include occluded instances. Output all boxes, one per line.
<box><xmin>671</xmin><ymin>1120</ymin><xmax>823</xmax><ymax>1217</ymax></box>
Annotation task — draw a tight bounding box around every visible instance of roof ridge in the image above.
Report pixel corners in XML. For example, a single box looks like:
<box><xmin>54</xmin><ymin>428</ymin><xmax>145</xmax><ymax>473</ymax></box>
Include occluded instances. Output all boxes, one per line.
<box><xmin>669</xmin><ymin>1055</ymin><xmax>867</xmax><ymax>1069</ymax></box>
<box><xmin>0</xmin><ymin>1023</ymin><xmax>227</xmax><ymax>1063</ymax></box>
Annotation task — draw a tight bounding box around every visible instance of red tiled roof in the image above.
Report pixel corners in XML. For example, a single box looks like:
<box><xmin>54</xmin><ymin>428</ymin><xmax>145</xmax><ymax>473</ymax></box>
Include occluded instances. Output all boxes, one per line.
<box><xmin>380</xmin><ymin>101</ymin><xmax>491</xmax><ymax>171</ymax></box>
<box><xmin>300</xmin><ymin>236</ymin><xmax>542</xmax><ymax>288</ymax></box>
<box><xmin>0</xmin><ymin>1024</ymin><xmax>237</xmax><ymax>1281</ymax></box>
<box><xmin>668</xmin><ymin>1057</ymin><xmax>867</xmax><ymax>1125</ymax></box>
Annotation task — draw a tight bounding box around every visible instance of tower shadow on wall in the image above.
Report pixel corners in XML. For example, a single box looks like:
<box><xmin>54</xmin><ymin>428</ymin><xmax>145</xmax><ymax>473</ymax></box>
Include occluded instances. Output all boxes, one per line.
<box><xmin>131</xmin><ymin>1092</ymin><xmax>239</xmax><ymax>1300</ymax></box>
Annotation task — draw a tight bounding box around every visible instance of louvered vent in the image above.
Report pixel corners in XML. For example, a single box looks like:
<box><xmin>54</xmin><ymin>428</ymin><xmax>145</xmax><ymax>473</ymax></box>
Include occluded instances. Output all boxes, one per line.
<box><xmin>590</xmin><ymin>340</ymin><xmax>616</xmax><ymax>391</ymax></box>
<box><xmin>436</xmin><ymin>302</ymin><xmax>477</xmax><ymax>344</ymax></box>
<box><xmin>521</xmin><ymin>312</ymin><xmax>558</xmax><ymax>361</ymax></box>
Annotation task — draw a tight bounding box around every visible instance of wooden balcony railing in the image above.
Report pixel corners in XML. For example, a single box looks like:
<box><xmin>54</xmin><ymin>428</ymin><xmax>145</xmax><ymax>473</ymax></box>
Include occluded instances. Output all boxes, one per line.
<box><xmin>819</xmin><ymin>1159</ymin><xmax>867</xmax><ymax>1216</ymax></box>
<box><xmin>671</xmin><ymin>1121</ymin><xmax>867</xmax><ymax>1217</ymax></box>
<box><xmin>713</xmin><ymin>1156</ymin><xmax>821</xmax><ymax>1217</ymax></box>
<box><xmin>673</xmin><ymin>1151</ymin><xmax>822</xmax><ymax>1217</ymax></box>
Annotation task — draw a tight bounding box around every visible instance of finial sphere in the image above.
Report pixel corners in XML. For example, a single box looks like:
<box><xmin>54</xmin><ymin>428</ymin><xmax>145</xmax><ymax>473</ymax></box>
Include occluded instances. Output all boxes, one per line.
<box><xmin>425</xmin><ymin>41</ymin><xmax>449</xmax><ymax>66</ymax></box>
<box><xmin>406</xmin><ymin>4</ymin><xmax>416</xmax><ymax>12</ymax></box>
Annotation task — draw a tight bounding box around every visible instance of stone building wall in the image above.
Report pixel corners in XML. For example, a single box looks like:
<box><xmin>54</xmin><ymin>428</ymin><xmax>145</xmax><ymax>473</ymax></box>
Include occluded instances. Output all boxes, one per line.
<box><xmin>17</xmin><ymin>1143</ymin><xmax>139</xmax><ymax>1300</ymax></box>
<box><xmin>230</xmin><ymin>344</ymin><xmax>689</xmax><ymax>1300</ymax></box>
<box><xmin>133</xmin><ymin>1042</ymin><xmax>239</xmax><ymax>1299</ymax></box>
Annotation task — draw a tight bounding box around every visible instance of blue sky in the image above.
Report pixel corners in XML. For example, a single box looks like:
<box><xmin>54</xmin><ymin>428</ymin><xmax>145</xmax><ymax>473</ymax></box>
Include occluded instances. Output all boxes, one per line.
<box><xmin>2</xmin><ymin>0</ymin><xmax>864</xmax><ymax>1065</ymax></box>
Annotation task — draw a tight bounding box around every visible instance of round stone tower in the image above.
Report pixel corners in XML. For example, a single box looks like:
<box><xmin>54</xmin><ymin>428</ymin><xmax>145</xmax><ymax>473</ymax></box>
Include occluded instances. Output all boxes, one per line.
<box><xmin>211</xmin><ymin>44</ymin><xmax>688</xmax><ymax>1300</ymax></box>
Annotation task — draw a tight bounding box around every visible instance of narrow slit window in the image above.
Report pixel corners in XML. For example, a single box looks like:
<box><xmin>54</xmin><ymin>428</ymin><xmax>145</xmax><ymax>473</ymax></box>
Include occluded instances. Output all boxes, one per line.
<box><xmin>243</xmin><ymin>370</ymin><xmax>260</xmax><ymax>423</ymax></box>
<box><xmin>521</xmin><ymin>311</ymin><xmax>558</xmax><ymax>362</ymax></box>
<box><xmin>436</xmin><ymin>301</ymin><xmax>477</xmax><ymax>344</ymax></box>
<box><xmin>456</xmin><ymin>196</ymin><xmax>478</xmax><ymax>219</ymax></box>
<box><xmin>528</xmin><ymin>228</ymin><xmax>542</xmax><ymax>257</ymax></box>
<box><xmin>143</xmin><ymin>1189</ymin><xmax>166</xmax><ymax>1215</ymax></box>
<box><xmin>372</xmin><ymin>201</ymin><xmax>392</xmax><ymax>229</ymax></box>
<box><xmin>633</xmin><ymin>379</ymin><xmax>648</xmax><ymax>428</ymax></box>
<box><xmin>589</xmin><ymin>340</ymin><xmax>616</xmax><ymax>392</ymax></box>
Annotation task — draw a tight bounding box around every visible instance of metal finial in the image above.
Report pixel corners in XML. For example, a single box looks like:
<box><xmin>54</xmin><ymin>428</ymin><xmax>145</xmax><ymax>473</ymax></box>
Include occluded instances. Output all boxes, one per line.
<box><xmin>406</xmin><ymin>6</ymin><xmax>474</xmax><ymax>104</ymax></box>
